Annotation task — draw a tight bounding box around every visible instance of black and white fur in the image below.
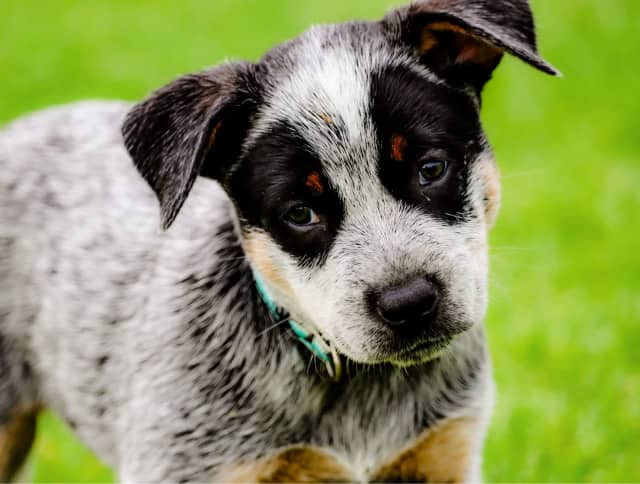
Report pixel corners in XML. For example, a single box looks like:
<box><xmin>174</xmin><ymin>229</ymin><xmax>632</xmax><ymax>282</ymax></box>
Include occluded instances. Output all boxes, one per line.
<box><xmin>0</xmin><ymin>0</ymin><xmax>557</xmax><ymax>481</ymax></box>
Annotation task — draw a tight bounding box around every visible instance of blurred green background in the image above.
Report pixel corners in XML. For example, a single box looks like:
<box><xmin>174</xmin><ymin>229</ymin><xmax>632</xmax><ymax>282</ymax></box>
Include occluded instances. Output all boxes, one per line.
<box><xmin>2</xmin><ymin>0</ymin><xmax>639</xmax><ymax>482</ymax></box>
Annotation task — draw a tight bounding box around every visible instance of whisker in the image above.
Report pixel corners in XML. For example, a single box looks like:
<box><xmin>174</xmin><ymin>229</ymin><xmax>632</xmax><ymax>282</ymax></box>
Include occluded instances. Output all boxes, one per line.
<box><xmin>306</xmin><ymin>355</ymin><xmax>315</xmax><ymax>376</ymax></box>
<box><xmin>256</xmin><ymin>316</ymin><xmax>290</xmax><ymax>337</ymax></box>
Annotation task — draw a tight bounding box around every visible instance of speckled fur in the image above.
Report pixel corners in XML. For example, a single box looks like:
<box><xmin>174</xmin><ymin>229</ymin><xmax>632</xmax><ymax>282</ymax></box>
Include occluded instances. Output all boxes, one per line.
<box><xmin>0</xmin><ymin>1</ymin><xmax>556</xmax><ymax>481</ymax></box>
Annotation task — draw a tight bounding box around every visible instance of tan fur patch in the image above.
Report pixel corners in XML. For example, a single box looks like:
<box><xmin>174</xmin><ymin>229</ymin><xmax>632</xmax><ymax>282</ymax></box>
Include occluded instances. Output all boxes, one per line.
<box><xmin>0</xmin><ymin>404</ymin><xmax>39</xmax><ymax>482</ymax></box>
<box><xmin>244</xmin><ymin>231</ymin><xmax>296</xmax><ymax>301</ymax></box>
<box><xmin>390</xmin><ymin>134</ymin><xmax>408</xmax><ymax>162</ymax></box>
<box><xmin>370</xmin><ymin>416</ymin><xmax>480</xmax><ymax>483</ymax></box>
<box><xmin>319</xmin><ymin>113</ymin><xmax>334</xmax><ymax>125</ymax></box>
<box><xmin>218</xmin><ymin>446</ymin><xmax>355</xmax><ymax>483</ymax></box>
<box><xmin>427</xmin><ymin>21</ymin><xmax>469</xmax><ymax>36</ymax></box>
<box><xmin>419</xmin><ymin>29</ymin><xmax>438</xmax><ymax>54</ymax></box>
<box><xmin>455</xmin><ymin>38</ymin><xmax>501</xmax><ymax>65</ymax></box>
<box><xmin>219</xmin><ymin>418</ymin><xmax>481</xmax><ymax>482</ymax></box>
<box><xmin>419</xmin><ymin>21</ymin><xmax>465</xmax><ymax>55</ymax></box>
<box><xmin>206</xmin><ymin>119</ymin><xmax>224</xmax><ymax>151</ymax></box>
<box><xmin>305</xmin><ymin>171</ymin><xmax>324</xmax><ymax>194</ymax></box>
<box><xmin>421</xmin><ymin>21</ymin><xmax>501</xmax><ymax>65</ymax></box>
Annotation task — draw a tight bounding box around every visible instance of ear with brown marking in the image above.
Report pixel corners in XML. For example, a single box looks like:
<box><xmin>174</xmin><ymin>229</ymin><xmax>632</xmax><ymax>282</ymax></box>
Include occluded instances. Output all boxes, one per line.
<box><xmin>384</xmin><ymin>0</ymin><xmax>559</xmax><ymax>93</ymax></box>
<box><xmin>122</xmin><ymin>62</ymin><xmax>258</xmax><ymax>229</ymax></box>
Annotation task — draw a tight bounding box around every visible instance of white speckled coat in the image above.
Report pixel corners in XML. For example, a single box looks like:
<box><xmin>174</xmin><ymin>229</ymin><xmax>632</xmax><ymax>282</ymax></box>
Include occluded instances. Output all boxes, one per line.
<box><xmin>0</xmin><ymin>1</ymin><xmax>557</xmax><ymax>481</ymax></box>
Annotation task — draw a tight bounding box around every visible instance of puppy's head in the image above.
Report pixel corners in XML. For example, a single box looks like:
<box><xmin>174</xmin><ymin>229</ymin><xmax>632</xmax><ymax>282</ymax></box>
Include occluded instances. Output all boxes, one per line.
<box><xmin>123</xmin><ymin>0</ymin><xmax>557</xmax><ymax>366</ymax></box>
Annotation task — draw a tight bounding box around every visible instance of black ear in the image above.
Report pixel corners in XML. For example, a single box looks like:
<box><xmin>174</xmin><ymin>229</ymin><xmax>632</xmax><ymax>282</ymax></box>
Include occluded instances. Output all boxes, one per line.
<box><xmin>384</xmin><ymin>0</ymin><xmax>559</xmax><ymax>93</ymax></box>
<box><xmin>122</xmin><ymin>62</ymin><xmax>257</xmax><ymax>229</ymax></box>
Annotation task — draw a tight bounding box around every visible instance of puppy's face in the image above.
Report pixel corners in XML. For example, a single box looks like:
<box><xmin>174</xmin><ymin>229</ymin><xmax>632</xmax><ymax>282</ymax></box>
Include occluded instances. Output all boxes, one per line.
<box><xmin>231</xmin><ymin>31</ymin><xmax>496</xmax><ymax>365</ymax></box>
<box><xmin>123</xmin><ymin>0</ymin><xmax>557</xmax><ymax>366</ymax></box>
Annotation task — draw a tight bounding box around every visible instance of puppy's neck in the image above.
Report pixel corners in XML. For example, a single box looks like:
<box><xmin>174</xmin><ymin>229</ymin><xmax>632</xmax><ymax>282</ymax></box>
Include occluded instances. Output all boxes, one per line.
<box><xmin>250</xmin><ymin>266</ymin><xmax>342</xmax><ymax>380</ymax></box>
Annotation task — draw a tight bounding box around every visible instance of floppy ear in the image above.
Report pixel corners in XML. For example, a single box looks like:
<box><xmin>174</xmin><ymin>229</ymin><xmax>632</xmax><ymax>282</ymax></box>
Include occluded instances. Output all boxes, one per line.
<box><xmin>122</xmin><ymin>62</ymin><xmax>257</xmax><ymax>229</ymax></box>
<box><xmin>383</xmin><ymin>0</ymin><xmax>559</xmax><ymax>93</ymax></box>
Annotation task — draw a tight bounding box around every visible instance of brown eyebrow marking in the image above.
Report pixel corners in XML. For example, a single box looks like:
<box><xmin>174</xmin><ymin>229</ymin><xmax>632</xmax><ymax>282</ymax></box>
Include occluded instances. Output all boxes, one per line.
<box><xmin>390</xmin><ymin>133</ymin><xmax>408</xmax><ymax>162</ymax></box>
<box><xmin>305</xmin><ymin>171</ymin><xmax>324</xmax><ymax>194</ymax></box>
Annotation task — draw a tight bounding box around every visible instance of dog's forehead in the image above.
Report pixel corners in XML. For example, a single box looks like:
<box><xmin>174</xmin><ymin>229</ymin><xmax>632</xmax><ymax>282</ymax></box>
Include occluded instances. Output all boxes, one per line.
<box><xmin>249</xmin><ymin>23</ymin><xmax>413</xmax><ymax>198</ymax></box>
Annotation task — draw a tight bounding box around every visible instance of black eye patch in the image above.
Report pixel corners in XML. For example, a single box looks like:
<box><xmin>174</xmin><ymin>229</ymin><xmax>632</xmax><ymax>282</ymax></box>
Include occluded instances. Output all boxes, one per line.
<box><xmin>371</xmin><ymin>65</ymin><xmax>485</xmax><ymax>223</ymax></box>
<box><xmin>227</xmin><ymin>121</ymin><xmax>343</xmax><ymax>265</ymax></box>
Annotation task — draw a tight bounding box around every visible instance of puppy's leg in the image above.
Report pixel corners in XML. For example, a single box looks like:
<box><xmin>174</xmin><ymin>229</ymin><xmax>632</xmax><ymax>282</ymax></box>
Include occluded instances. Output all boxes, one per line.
<box><xmin>0</xmin><ymin>404</ymin><xmax>38</xmax><ymax>482</ymax></box>
<box><xmin>217</xmin><ymin>446</ymin><xmax>356</xmax><ymax>483</ymax></box>
<box><xmin>0</xmin><ymin>332</ymin><xmax>38</xmax><ymax>481</ymax></box>
<box><xmin>370</xmin><ymin>415</ymin><xmax>486</xmax><ymax>483</ymax></box>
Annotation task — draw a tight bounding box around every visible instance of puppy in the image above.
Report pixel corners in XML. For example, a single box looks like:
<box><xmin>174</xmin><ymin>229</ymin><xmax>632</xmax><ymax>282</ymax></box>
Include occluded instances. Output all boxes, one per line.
<box><xmin>0</xmin><ymin>0</ymin><xmax>557</xmax><ymax>481</ymax></box>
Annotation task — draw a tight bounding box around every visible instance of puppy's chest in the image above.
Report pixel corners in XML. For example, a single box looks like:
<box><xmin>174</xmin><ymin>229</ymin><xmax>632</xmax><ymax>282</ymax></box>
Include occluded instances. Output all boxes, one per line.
<box><xmin>220</xmin><ymin>375</ymin><xmax>480</xmax><ymax>482</ymax></box>
<box><xmin>269</xmin><ymin>367</ymin><xmax>427</xmax><ymax>472</ymax></box>
<box><xmin>222</xmin><ymin>410</ymin><xmax>479</xmax><ymax>483</ymax></box>
<box><xmin>312</xmin><ymin>400</ymin><xmax>419</xmax><ymax>475</ymax></box>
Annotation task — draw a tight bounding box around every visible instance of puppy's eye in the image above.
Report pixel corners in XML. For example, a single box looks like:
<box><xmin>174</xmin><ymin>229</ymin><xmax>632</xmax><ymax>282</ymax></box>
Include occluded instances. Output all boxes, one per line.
<box><xmin>284</xmin><ymin>205</ymin><xmax>320</xmax><ymax>226</ymax></box>
<box><xmin>419</xmin><ymin>159</ymin><xmax>448</xmax><ymax>185</ymax></box>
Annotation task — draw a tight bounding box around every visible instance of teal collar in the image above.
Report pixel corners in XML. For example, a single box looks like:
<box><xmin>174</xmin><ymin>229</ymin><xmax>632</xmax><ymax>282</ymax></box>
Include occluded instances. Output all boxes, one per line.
<box><xmin>252</xmin><ymin>269</ymin><xmax>341</xmax><ymax>380</ymax></box>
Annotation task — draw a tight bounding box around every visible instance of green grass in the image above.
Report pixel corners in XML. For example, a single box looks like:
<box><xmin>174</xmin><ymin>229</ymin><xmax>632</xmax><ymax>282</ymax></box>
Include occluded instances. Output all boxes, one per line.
<box><xmin>2</xmin><ymin>0</ymin><xmax>639</xmax><ymax>481</ymax></box>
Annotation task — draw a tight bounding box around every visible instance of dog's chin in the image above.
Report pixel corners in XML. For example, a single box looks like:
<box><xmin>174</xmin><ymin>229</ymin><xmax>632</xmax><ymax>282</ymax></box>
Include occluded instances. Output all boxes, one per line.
<box><xmin>327</xmin><ymin>315</ymin><xmax>474</xmax><ymax>367</ymax></box>
<box><xmin>333</xmin><ymin>335</ymin><xmax>454</xmax><ymax>368</ymax></box>
<box><xmin>386</xmin><ymin>337</ymin><xmax>453</xmax><ymax>367</ymax></box>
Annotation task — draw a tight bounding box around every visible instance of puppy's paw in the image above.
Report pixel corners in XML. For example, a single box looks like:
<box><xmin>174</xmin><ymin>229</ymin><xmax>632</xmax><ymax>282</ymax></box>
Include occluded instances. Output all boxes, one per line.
<box><xmin>218</xmin><ymin>445</ymin><xmax>355</xmax><ymax>483</ymax></box>
<box><xmin>370</xmin><ymin>416</ymin><xmax>481</xmax><ymax>483</ymax></box>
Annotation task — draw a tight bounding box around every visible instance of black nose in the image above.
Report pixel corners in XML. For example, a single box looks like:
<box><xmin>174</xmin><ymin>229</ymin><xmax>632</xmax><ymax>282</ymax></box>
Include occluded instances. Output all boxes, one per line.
<box><xmin>375</xmin><ymin>277</ymin><xmax>440</xmax><ymax>329</ymax></box>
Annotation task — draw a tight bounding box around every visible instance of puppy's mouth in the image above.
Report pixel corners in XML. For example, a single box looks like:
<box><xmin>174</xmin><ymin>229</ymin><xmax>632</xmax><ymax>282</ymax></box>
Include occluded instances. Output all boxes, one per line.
<box><xmin>329</xmin><ymin>323</ymin><xmax>460</xmax><ymax>369</ymax></box>
<box><xmin>386</xmin><ymin>336</ymin><xmax>453</xmax><ymax>366</ymax></box>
